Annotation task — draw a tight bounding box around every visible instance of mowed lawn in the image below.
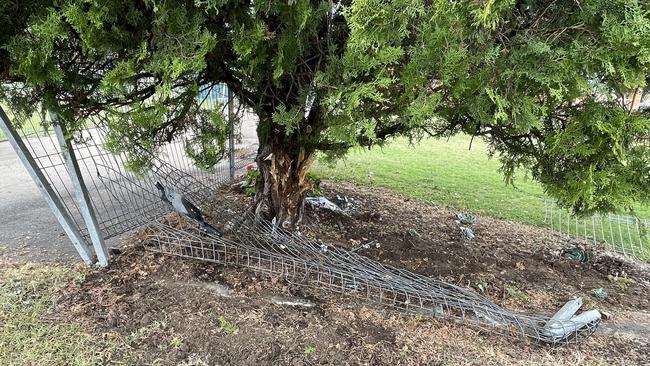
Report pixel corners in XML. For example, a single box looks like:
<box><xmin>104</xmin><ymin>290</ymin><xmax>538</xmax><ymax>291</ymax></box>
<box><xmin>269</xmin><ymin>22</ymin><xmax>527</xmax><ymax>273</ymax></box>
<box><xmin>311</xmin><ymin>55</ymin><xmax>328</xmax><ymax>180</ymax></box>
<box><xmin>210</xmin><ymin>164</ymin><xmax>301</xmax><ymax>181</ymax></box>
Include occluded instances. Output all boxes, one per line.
<box><xmin>314</xmin><ymin>135</ymin><xmax>650</xmax><ymax>227</ymax></box>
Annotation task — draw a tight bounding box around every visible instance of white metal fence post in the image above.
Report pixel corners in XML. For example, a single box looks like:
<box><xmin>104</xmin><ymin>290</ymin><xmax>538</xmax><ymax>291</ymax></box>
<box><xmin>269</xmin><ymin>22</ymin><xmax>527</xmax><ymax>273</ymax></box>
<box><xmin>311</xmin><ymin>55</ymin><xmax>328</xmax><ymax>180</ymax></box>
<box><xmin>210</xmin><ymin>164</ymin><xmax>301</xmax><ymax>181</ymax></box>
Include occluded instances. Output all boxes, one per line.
<box><xmin>52</xmin><ymin>115</ymin><xmax>110</xmax><ymax>266</ymax></box>
<box><xmin>228</xmin><ymin>86</ymin><xmax>236</xmax><ymax>179</ymax></box>
<box><xmin>0</xmin><ymin>106</ymin><xmax>96</xmax><ymax>264</ymax></box>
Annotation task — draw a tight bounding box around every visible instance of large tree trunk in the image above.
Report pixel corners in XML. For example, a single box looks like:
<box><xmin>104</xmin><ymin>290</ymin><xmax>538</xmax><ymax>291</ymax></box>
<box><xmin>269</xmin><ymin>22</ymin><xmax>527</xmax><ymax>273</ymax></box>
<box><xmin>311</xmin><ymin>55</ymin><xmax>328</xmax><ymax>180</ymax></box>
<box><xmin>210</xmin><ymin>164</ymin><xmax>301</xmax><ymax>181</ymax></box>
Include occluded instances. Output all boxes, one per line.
<box><xmin>253</xmin><ymin>141</ymin><xmax>316</xmax><ymax>229</ymax></box>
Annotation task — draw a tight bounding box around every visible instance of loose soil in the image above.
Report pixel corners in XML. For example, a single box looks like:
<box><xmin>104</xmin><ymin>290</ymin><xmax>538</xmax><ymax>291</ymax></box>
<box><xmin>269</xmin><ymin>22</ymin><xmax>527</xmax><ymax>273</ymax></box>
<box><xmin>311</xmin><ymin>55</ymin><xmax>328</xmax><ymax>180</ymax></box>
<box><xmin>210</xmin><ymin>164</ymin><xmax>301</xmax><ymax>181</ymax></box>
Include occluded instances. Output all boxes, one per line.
<box><xmin>55</xmin><ymin>182</ymin><xmax>649</xmax><ymax>365</ymax></box>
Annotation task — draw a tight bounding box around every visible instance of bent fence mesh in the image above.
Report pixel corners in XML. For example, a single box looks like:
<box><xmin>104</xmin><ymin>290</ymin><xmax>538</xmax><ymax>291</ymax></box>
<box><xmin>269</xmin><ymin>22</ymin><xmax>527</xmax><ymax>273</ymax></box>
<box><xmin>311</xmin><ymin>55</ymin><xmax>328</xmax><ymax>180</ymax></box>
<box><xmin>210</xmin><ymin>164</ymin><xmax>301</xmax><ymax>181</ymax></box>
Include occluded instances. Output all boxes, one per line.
<box><xmin>121</xmin><ymin>162</ymin><xmax>598</xmax><ymax>345</ymax></box>
<box><xmin>544</xmin><ymin>200</ymin><xmax>650</xmax><ymax>260</ymax></box>
<box><xmin>1</xmin><ymin>93</ymin><xmax>601</xmax><ymax>345</ymax></box>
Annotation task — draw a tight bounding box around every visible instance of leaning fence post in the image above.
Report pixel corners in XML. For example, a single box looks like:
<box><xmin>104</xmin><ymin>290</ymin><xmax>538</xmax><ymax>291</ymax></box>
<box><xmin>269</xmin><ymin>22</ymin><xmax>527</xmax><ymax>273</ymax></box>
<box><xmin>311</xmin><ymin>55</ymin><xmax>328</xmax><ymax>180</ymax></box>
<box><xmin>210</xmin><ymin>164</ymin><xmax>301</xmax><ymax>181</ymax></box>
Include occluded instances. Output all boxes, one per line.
<box><xmin>0</xmin><ymin>106</ymin><xmax>95</xmax><ymax>264</ymax></box>
<box><xmin>228</xmin><ymin>86</ymin><xmax>236</xmax><ymax>179</ymax></box>
<box><xmin>52</xmin><ymin>115</ymin><xmax>110</xmax><ymax>267</ymax></box>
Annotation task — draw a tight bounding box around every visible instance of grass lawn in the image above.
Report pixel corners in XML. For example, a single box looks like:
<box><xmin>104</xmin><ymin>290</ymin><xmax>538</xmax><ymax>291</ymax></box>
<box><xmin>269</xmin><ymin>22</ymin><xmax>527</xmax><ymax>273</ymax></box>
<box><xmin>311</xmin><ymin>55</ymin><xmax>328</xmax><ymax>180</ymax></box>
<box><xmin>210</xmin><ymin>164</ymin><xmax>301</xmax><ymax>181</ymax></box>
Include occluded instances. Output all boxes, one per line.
<box><xmin>0</xmin><ymin>263</ymin><xmax>121</xmax><ymax>365</ymax></box>
<box><xmin>313</xmin><ymin>135</ymin><xmax>650</xmax><ymax>227</ymax></box>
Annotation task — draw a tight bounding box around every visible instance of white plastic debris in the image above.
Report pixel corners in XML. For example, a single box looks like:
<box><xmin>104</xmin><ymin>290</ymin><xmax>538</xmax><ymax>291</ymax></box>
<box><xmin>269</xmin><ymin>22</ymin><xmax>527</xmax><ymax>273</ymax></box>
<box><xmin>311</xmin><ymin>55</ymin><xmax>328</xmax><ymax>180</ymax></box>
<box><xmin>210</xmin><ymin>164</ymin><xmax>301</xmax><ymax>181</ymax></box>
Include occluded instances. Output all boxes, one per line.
<box><xmin>455</xmin><ymin>212</ymin><xmax>477</xmax><ymax>225</ymax></box>
<box><xmin>332</xmin><ymin>195</ymin><xmax>353</xmax><ymax>210</ymax></box>
<box><xmin>541</xmin><ymin>298</ymin><xmax>602</xmax><ymax>342</ymax></box>
<box><xmin>460</xmin><ymin>227</ymin><xmax>475</xmax><ymax>240</ymax></box>
<box><xmin>305</xmin><ymin>196</ymin><xmax>350</xmax><ymax>216</ymax></box>
<box><xmin>269</xmin><ymin>295</ymin><xmax>315</xmax><ymax>308</ymax></box>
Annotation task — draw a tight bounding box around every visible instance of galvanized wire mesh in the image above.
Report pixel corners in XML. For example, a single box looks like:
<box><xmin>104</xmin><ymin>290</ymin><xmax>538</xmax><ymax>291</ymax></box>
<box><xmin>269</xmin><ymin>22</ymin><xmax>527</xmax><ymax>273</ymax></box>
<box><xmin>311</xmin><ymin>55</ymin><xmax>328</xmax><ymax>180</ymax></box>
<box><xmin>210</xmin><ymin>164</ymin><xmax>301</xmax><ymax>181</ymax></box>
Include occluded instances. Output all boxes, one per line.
<box><xmin>544</xmin><ymin>200</ymin><xmax>650</xmax><ymax>260</ymax></box>
<box><xmin>2</xmin><ymin>87</ymin><xmax>256</xmax><ymax>244</ymax></box>
<box><xmin>142</xmin><ymin>214</ymin><xmax>599</xmax><ymax>345</ymax></box>
<box><xmin>122</xmin><ymin>169</ymin><xmax>600</xmax><ymax>345</ymax></box>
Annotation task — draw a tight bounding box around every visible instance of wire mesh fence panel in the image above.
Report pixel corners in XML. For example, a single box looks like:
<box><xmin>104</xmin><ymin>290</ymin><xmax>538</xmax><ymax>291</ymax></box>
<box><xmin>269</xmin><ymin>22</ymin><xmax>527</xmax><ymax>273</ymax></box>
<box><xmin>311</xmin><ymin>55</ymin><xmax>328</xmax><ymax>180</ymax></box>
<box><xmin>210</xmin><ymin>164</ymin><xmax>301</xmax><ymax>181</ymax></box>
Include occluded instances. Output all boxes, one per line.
<box><xmin>140</xmin><ymin>196</ymin><xmax>600</xmax><ymax>345</ymax></box>
<box><xmin>5</xmin><ymin>108</ymin><xmax>90</xmax><ymax>240</ymax></box>
<box><xmin>2</xmin><ymin>85</ymin><xmax>256</xmax><ymax>246</ymax></box>
<box><xmin>544</xmin><ymin>200</ymin><xmax>650</xmax><ymax>260</ymax></box>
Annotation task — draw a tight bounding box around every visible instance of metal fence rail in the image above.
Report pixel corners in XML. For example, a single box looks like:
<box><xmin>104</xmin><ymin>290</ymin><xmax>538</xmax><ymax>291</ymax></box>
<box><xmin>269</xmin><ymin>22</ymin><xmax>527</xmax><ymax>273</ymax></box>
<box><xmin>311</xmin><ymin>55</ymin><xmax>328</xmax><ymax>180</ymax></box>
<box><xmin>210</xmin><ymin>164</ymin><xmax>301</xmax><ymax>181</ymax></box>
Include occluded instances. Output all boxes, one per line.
<box><xmin>544</xmin><ymin>200</ymin><xmax>650</xmax><ymax>260</ymax></box>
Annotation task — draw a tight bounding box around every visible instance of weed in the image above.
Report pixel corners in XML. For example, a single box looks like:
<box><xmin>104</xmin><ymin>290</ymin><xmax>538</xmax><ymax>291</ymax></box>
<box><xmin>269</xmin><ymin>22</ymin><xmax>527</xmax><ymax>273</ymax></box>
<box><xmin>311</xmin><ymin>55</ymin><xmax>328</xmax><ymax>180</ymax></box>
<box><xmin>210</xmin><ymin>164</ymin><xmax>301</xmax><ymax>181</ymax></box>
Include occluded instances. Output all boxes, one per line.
<box><xmin>476</xmin><ymin>282</ymin><xmax>490</xmax><ymax>294</ymax></box>
<box><xmin>591</xmin><ymin>288</ymin><xmax>608</xmax><ymax>299</ymax></box>
<box><xmin>505</xmin><ymin>285</ymin><xmax>529</xmax><ymax>304</ymax></box>
<box><xmin>607</xmin><ymin>274</ymin><xmax>635</xmax><ymax>290</ymax></box>
<box><xmin>218</xmin><ymin>316</ymin><xmax>239</xmax><ymax>335</ymax></box>
<box><xmin>128</xmin><ymin>321</ymin><xmax>163</xmax><ymax>344</ymax></box>
<box><xmin>168</xmin><ymin>336</ymin><xmax>184</xmax><ymax>350</ymax></box>
<box><xmin>304</xmin><ymin>346</ymin><xmax>316</xmax><ymax>355</ymax></box>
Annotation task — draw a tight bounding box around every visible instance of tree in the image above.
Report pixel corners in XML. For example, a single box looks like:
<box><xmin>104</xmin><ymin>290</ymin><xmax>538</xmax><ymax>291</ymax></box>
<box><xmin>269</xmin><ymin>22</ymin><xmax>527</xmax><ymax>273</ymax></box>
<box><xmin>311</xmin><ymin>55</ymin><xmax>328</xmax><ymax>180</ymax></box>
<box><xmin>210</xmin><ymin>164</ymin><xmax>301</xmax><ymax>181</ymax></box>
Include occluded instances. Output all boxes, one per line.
<box><xmin>1</xmin><ymin>0</ymin><xmax>649</xmax><ymax>228</ymax></box>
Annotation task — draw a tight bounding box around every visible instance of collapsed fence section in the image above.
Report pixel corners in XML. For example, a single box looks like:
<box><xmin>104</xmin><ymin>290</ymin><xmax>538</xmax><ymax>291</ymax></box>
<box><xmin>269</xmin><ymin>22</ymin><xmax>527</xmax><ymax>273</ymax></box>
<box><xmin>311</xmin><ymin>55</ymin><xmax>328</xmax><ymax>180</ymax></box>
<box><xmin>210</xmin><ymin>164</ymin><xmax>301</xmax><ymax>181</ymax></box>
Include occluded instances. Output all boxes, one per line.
<box><xmin>544</xmin><ymin>200</ymin><xmax>650</xmax><ymax>260</ymax></box>
<box><xmin>143</xmin><ymin>210</ymin><xmax>600</xmax><ymax>345</ymax></box>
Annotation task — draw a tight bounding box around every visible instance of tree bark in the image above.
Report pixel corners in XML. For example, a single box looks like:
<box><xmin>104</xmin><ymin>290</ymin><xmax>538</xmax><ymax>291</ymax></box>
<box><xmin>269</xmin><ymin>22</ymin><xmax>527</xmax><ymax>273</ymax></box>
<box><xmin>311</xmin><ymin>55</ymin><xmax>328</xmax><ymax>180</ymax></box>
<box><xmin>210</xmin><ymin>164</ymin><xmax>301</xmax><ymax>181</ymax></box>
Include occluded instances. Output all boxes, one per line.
<box><xmin>253</xmin><ymin>141</ymin><xmax>316</xmax><ymax>229</ymax></box>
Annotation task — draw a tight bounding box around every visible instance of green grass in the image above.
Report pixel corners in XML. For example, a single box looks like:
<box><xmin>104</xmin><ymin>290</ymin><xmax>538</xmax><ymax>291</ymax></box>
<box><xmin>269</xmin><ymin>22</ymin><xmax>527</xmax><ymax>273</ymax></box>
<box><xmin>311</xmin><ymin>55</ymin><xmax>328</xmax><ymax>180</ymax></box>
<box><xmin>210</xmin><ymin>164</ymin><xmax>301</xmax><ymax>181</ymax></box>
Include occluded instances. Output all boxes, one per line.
<box><xmin>313</xmin><ymin>135</ymin><xmax>650</xmax><ymax>227</ymax></box>
<box><xmin>0</xmin><ymin>263</ymin><xmax>120</xmax><ymax>366</ymax></box>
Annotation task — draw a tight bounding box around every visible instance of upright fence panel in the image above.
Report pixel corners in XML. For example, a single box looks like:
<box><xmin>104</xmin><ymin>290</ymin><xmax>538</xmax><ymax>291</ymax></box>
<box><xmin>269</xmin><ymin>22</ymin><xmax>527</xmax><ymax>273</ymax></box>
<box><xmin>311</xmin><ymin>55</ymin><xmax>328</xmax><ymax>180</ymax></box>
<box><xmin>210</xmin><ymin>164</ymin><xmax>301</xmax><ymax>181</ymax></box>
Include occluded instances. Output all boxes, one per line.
<box><xmin>0</xmin><ymin>106</ymin><xmax>95</xmax><ymax>264</ymax></box>
<box><xmin>1</xmin><ymin>85</ymin><xmax>257</xmax><ymax>265</ymax></box>
<box><xmin>544</xmin><ymin>200</ymin><xmax>650</xmax><ymax>260</ymax></box>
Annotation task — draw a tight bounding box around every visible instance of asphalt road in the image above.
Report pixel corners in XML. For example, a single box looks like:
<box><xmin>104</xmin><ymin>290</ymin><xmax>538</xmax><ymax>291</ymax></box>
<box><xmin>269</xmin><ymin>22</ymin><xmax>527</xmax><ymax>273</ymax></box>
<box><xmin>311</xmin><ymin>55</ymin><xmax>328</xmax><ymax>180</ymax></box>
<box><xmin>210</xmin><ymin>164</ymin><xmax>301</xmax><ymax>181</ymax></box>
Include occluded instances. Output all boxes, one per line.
<box><xmin>0</xmin><ymin>140</ymin><xmax>77</xmax><ymax>262</ymax></box>
<box><xmin>0</xmin><ymin>115</ymin><xmax>258</xmax><ymax>263</ymax></box>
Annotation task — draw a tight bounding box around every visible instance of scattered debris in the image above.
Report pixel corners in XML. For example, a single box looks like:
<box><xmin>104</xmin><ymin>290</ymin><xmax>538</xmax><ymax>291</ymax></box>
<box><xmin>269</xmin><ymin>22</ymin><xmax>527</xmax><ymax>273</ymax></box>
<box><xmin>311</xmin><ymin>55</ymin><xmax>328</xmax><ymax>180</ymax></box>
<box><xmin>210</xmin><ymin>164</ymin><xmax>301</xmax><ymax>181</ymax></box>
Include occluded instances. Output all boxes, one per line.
<box><xmin>453</xmin><ymin>212</ymin><xmax>477</xmax><ymax>240</ymax></box>
<box><xmin>515</xmin><ymin>261</ymin><xmax>525</xmax><ymax>271</ymax></box>
<box><xmin>332</xmin><ymin>195</ymin><xmax>354</xmax><ymax>210</ymax></box>
<box><xmin>460</xmin><ymin>227</ymin><xmax>475</xmax><ymax>240</ymax></box>
<box><xmin>350</xmin><ymin>240</ymin><xmax>380</xmax><ymax>254</ymax></box>
<box><xmin>407</xmin><ymin>228</ymin><xmax>421</xmax><ymax>237</ymax></box>
<box><xmin>475</xmin><ymin>282</ymin><xmax>489</xmax><ymax>294</ymax></box>
<box><xmin>305</xmin><ymin>196</ymin><xmax>350</xmax><ymax>216</ymax></box>
<box><xmin>269</xmin><ymin>295</ymin><xmax>316</xmax><ymax>308</ymax></box>
<box><xmin>455</xmin><ymin>212</ymin><xmax>477</xmax><ymax>225</ymax></box>
<box><xmin>592</xmin><ymin>288</ymin><xmax>608</xmax><ymax>299</ymax></box>
<box><xmin>563</xmin><ymin>245</ymin><xmax>595</xmax><ymax>263</ymax></box>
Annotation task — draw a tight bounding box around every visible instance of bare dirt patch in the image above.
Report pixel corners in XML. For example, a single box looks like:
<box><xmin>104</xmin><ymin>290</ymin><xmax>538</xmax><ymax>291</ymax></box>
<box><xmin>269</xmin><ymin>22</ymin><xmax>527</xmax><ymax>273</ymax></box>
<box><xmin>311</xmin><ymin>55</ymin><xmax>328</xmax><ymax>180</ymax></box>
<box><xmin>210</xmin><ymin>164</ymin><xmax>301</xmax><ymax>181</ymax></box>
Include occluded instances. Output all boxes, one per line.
<box><xmin>55</xmin><ymin>182</ymin><xmax>649</xmax><ymax>365</ymax></box>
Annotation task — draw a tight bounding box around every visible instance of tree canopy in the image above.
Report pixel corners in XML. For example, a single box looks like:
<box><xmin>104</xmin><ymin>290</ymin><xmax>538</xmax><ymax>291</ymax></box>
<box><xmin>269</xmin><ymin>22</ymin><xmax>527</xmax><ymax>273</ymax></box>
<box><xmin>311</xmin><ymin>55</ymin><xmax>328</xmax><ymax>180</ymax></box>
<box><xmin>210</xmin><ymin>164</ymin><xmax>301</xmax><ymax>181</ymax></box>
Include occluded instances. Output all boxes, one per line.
<box><xmin>1</xmin><ymin>0</ymin><xmax>649</xmax><ymax>224</ymax></box>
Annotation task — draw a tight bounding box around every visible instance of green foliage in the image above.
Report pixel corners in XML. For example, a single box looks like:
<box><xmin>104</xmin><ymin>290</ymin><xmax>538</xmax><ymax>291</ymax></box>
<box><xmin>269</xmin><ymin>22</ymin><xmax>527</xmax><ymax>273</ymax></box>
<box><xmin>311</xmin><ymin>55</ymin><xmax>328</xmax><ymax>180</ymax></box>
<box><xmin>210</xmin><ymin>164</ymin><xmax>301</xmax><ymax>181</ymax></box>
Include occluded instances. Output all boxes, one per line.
<box><xmin>592</xmin><ymin>287</ymin><xmax>608</xmax><ymax>299</ymax></box>
<box><xmin>505</xmin><ymin>284</ymin><xmax>529</xmax><ymax>304</ymax></box>
<box><xmin>1</xmin><ymin>0</ymin><xmax>649</xmax><ymax>216</ymax></box>
<box><xmin>243</xmin><ymin>165</ymin><xmax>259</xmax><ymax>197</ymax></box>
<box><xmin>218</xmin><ymin>316</ymin><xmax>239</xmax><ymax>335</ymax></box>
<box><xmin>306</xmin><ymin>171</ymin><xmax>323</xmax><ymax>196</ymax></box>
